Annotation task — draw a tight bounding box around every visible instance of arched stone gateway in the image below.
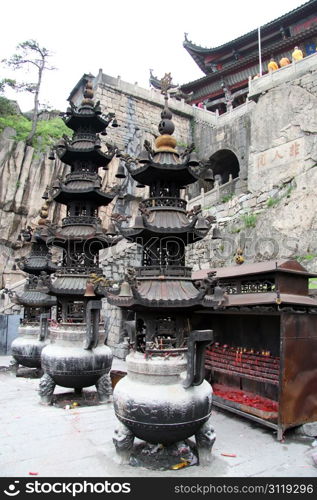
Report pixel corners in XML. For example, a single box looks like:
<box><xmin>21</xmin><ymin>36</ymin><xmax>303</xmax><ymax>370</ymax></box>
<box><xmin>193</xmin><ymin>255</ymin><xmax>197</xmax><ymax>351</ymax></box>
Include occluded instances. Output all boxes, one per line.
<box><xmin>209</xmin><ymin>149</ymin><xmax>240</xmax><ymax>186</ymax></box>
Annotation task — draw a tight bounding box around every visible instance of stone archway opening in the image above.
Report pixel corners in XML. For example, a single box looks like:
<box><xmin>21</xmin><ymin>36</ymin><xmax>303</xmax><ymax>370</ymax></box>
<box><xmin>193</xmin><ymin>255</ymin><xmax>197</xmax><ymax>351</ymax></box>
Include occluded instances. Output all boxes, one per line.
<box><xmin>209</xmin><ymin>149</ymin><xmax>240</xmax><ymax>185</ymax></box>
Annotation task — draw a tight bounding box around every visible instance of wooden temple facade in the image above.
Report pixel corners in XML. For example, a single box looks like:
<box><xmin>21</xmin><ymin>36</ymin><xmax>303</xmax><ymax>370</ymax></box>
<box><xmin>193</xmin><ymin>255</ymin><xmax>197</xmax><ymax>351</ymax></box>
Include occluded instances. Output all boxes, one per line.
<box><xmin>193</xmin><ymin>260</ymin><xmax>317</xmax><ymax>439</ymax></box>
<box><xmin>180</xmin><ymin>0</ymin><xmax>317</xmax><ymax>113</ymax></box>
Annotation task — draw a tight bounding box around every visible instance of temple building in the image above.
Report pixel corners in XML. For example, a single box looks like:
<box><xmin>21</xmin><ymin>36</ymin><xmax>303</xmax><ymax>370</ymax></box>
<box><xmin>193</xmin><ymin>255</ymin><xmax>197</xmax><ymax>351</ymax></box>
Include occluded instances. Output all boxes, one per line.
<box><xmin>180</xmin><ymin>0</ymin><xmax>317</xmax><ymax>113</ymax></box>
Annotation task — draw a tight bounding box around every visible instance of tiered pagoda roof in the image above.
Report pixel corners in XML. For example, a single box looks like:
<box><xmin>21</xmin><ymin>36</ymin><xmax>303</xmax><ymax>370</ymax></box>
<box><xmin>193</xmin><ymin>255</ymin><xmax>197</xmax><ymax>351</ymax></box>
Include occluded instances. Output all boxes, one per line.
<box><xmin>46</xmin><ymin>81</ymin><xmax>120</xmax><ymax>302</ymax></box>
<box><xmin>15</xmin><ymin>224</ymin><xmax>57</xmax><ymax>310</ymax></box>
<box><xmin>105</xmin><ymin>75</ymin><xmax>223</xmax><ymax>313</ymax></box>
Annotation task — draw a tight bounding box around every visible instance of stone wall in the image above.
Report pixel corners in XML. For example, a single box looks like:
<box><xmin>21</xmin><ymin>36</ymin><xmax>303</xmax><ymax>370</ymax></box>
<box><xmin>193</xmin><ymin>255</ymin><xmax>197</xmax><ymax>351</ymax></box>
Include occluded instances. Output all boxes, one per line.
<box><xmin>100</xmin><ymin>240</ymin><xmax>141</xmax><ymax>358</ymax></box>
<box><xmin>95</xmin><ymin>72</ymin><xmax>193</xmax><ymax>154</ymax></box>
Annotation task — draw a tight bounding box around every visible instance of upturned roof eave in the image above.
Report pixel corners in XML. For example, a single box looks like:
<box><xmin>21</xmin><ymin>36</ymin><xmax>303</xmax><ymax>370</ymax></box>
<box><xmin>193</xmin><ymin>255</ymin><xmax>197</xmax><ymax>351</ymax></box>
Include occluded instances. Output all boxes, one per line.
<box><xmin>57</xmin><ymin>147</ymin><xmax>112</xmax><ymax>165</ymax></box>
<box><xmin>53</xmin><ymin>187</ymin><xmax>115</xmax><ymax>205</ymax></box>
<box><xmin>183</xmin><ymin>0</ymin><xmax>314</xmax><ymax>57</ymax></box>
<box><xmin>130</xmin><ymin>163</ymin><xmax>201</xmax><ymax>185</ymax></box>
<box><xmin>106</xmin><ymin>294</ymin><xmax>204</xmax><ymax>310</ymax></box>
<box><xmin>64</xmin><ymin>112</ymin><xmax>109</xmax><ymax>132</ymax></box>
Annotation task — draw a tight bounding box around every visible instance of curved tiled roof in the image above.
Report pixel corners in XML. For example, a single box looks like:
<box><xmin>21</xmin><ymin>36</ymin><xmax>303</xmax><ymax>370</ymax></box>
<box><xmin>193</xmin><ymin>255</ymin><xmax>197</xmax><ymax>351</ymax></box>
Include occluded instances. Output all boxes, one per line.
<box><xmin>107</xmin><ymin>278</ymin><xmax>202</xmax><ymax>309</ymax></box>
<box><xmin>183</xmin><ymin>1</ymin><xmax>314</xmax><ymax>55</ymax></box>
<box><xmin>53</xmin><ymin>184</ymin><xmax>115</xmax><ymax>206</ymax></box>
<box><xmin>57</xmin><ymin>147</ymin><xmax>112</xmax><ymax>167</ymax></box>
<box><xmin>193</xmin><ymin>259</ymin><xmax>316</xmax><ymax>280</ymax></box>
<box><xmin>50</xmin><ymin>276</ymin><xmax>88</xmax><ymax>295</ymax></box>
<box><xmin>20</xmin><ymin>257</ymin><xmax>57</xmax><ymax>274</ymax></box>
<box><xmin>138</xmin><ymin>278</ymin><xmax>200</xmax><ymax>302</ymax></box>
<box><xmin>58</xmin><ymin>225</ymin><xmax>98</xmax><ymax>238</ymax></box>
<box><xmin>146</xmin><ymin>210</ymin><xmax>192</xmax><ymax>230</ymax></box>
<box><xmin>15</xmin><ymin>291</ymin><xmax>57</xmax><ymax>307</ymax></box>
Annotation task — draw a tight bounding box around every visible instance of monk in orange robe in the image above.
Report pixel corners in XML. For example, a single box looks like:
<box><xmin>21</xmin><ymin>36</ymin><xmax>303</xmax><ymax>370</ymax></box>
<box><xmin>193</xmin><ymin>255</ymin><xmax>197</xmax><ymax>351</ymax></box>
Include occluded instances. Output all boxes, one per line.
<box><xmin>292</xmin><ymin>46</ymin><xmax>303</xmax><ymax>61</ymax></box>
<box><xmin>279</xmin><ymin>57</ymin><xmax>290</xmax><ymax>67</ymax></box>
<box><xmin>268</xmin><ymin>58</ymin><xmax>279</xmax><ymax>72</ymax></box>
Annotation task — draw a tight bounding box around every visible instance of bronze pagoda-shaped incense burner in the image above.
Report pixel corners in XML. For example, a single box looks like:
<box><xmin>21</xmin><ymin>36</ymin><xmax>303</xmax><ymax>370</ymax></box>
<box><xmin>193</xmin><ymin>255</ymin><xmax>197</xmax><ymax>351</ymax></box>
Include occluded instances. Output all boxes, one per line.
<box><xmin>39</xmin><ymin>81</ymin><xmax>119</xmax><ymax>404</ymax></box>
<box><xmin>11</xmin><ymin>222</ymin><xmax>57</xmax><ymax>372</ymax></box>
<box><xmin>103</xmin><ymin>75</ymin><xmax>225</xmax><ymax>465</ymax></box>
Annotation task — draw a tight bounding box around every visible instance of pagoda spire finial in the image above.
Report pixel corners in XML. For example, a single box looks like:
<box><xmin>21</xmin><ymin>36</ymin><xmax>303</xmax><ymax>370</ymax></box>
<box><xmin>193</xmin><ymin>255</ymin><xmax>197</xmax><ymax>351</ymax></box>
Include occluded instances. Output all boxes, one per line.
<box><xmin>81</xmin><ymin>80</ymin><xmax>94</xmax><ymax>107</ymax></box>
<box><xmin>155</xmin><ymin>73</ymin><xmax>177</xmax><ymax>152</ymax></box>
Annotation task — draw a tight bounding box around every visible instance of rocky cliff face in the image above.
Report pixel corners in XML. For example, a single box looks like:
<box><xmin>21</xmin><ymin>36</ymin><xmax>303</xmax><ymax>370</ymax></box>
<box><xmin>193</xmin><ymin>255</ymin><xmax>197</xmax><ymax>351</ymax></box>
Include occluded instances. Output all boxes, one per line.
<box><xmin>0</xmin><ymin>130</ymin><xmax>136</xmax><ymax>290</ymax></box>
<box><xmin>0</xmin><ymin>132</ymin><xmax>68</xmax><ymax>288</ymax></box>
<box><xmin>187</xmin><ymin>80</ymin><xmax>317</xmax><ymax>274</ymax></box>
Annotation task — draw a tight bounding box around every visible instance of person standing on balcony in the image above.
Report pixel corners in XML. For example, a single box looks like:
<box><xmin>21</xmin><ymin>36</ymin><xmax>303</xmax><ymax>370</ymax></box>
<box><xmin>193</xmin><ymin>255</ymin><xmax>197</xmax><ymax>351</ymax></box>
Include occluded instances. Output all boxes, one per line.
<box><xmin>292</xmin><ymin>46</ymin><xmax>303</xmax><ymax>61</ymax></box>
<box><xmin>279</xmin><ymin>56</ymin><xmax>291</xmax><ymax>67</ymax></box>
<box><xmin>268</xmin><ymin>58</ymin><xmax>279</xmax><ymax>72</ymax></box>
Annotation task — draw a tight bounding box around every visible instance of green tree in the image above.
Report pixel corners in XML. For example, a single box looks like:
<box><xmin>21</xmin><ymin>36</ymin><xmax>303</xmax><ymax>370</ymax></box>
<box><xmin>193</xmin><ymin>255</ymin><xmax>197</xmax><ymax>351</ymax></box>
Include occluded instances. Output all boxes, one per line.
<box><xmin>2</xmin><ymin>40</ymin><xmax>55</xmax><ymax>145</ymax></box>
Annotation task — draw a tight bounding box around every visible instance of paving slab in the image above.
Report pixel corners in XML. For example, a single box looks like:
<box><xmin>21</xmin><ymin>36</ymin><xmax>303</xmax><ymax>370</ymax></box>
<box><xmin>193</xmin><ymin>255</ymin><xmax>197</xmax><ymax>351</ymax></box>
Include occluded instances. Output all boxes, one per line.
<box><xmin>0</xmin><ymin>356</ymin><xmax>316</xmax><ymax>478</ymax></box>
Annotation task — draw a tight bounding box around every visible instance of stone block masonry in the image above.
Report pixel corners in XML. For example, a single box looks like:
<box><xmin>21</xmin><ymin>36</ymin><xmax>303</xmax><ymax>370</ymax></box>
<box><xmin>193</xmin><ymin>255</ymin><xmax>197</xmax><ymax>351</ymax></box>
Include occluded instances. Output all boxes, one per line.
<box><xmin>100</xmin><ymin>240</ymin><xmax>141</xmax><ymax>359</ymax></box>
<box><xmin>95</xmin><ymin>73</ymin><xmax>194</xmax><ymax>154</ymax></box>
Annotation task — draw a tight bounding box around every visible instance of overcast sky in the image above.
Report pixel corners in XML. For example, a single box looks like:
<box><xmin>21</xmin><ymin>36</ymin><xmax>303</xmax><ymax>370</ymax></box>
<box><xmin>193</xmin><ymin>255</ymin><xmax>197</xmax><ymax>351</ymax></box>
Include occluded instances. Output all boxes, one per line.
<box><xmin>0</xmin><ymin>0</ymin><xmax>308</xmax><ymax>111</ymax></box>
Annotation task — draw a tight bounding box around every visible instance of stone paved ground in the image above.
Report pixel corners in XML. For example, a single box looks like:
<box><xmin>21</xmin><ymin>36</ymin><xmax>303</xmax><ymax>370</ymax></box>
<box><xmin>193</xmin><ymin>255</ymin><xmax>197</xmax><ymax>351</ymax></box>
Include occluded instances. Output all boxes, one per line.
<box><xmin>0</xmin><ymin>356</ymin><xmax>316</xmax><ymax>478</ymax></box>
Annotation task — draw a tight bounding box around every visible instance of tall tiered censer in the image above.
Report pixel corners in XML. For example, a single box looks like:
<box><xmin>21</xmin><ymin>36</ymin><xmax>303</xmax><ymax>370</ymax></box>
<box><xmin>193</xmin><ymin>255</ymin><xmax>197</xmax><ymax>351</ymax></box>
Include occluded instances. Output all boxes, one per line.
<box><xmin>100</xmin><ymin>75</ymin><xmax>226</xmax><ymax>468</ymax></box>
<box><xmin>10</xmin><ymin>221</ymin><xmax>57</xmax><ymax>373</ymax></box>
<box><xmin>38</xmin><ymin>81</ymin><xmax>120</xmax><ymax>404</ymax></box>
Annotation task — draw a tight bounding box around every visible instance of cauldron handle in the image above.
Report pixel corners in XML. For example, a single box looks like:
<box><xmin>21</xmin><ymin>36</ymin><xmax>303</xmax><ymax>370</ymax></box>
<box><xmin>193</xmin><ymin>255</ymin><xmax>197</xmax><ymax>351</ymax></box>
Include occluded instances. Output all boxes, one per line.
<box><xmin>84</xmin><ymin>299</ymin><xmax>101</xmax><ymax>350</ymax></box>
<box><xmin>39</xmin><ymin>312</ymin><xmax>49</xmax><ymax>341</ymax></box>
<box><xmin>183</xmin><ymin>329</ymin><xmax>213</xmax><ymax>388</ymax></box>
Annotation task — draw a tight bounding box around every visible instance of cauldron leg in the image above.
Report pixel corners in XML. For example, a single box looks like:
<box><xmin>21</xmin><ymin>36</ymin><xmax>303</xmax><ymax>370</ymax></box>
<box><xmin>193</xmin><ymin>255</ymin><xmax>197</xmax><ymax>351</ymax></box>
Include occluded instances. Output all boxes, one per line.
<box><xmin>96</xmin><ymin>372</ymin><xmax>112</xmax><ymax>403</ymax></box>
<box><xmin>195</xmin><ymin>419</ymin><xmax>216</xmax><ymax>465</ymax></box>
<box><xmin>113</xmin><ymin>422</ymin><xmax>135</xmax><ymax>465</ymax></box>
<box><xmin>74</xmin><ymin>387</ymin><xmax>82</xmax><ymax>395</ymax></box>
<box><xmin>9</xmin><ymin>358</ymin><xmax>19</xmax><ymax>376</ymax></box>
<box><xmin>35</xmin><ymin>367</ymin><xmax>43</xmax><ymax>377</ymax></box>
<box><xmin>39</xmin><ymin>373</ymin><xmax>56</xmax><ymax>405</ymax></box>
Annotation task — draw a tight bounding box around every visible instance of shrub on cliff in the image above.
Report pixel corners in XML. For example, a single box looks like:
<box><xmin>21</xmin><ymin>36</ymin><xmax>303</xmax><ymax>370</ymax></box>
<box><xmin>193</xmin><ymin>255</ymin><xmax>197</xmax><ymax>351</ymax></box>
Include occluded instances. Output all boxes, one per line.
<box><xmin>0</xmin><ymin>114</ymin><xmax>71</xmax><ymax>151</ymax></box>
<box><xmin>0</xmin><ymin>96</ymin><xmax>19</xmax><ymax>116</ymax></box>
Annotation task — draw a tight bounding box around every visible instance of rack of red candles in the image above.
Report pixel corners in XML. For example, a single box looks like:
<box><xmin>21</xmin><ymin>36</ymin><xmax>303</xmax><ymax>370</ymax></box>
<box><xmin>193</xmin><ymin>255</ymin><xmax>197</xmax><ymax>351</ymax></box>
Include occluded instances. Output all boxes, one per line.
<box><xmin>212</xmin><ymin>384</ymin><xmax>278</xmax><ymax>414</ymax></box>
<box><xmin>205</xmin><ymin>343</ymin><xmax>280</xmax><ymax>385</ymax></box>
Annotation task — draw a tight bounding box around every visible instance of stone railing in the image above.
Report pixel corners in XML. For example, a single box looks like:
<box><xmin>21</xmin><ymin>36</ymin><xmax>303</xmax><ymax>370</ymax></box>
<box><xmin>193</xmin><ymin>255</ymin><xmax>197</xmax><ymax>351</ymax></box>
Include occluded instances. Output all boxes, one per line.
<box><xmin>187</xmin><ymin>176</ymin><xmax>247</xmax><ymax>210</ymax></box>
<box><xmin>210</xmin><ymin>99</ymin><xmax>255</xmax><ymax>126</ymax></box>
<box><xmin>248</xmin><ymin>52</ymin><xmax>317</xmax><ymax>100</ymax></box>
